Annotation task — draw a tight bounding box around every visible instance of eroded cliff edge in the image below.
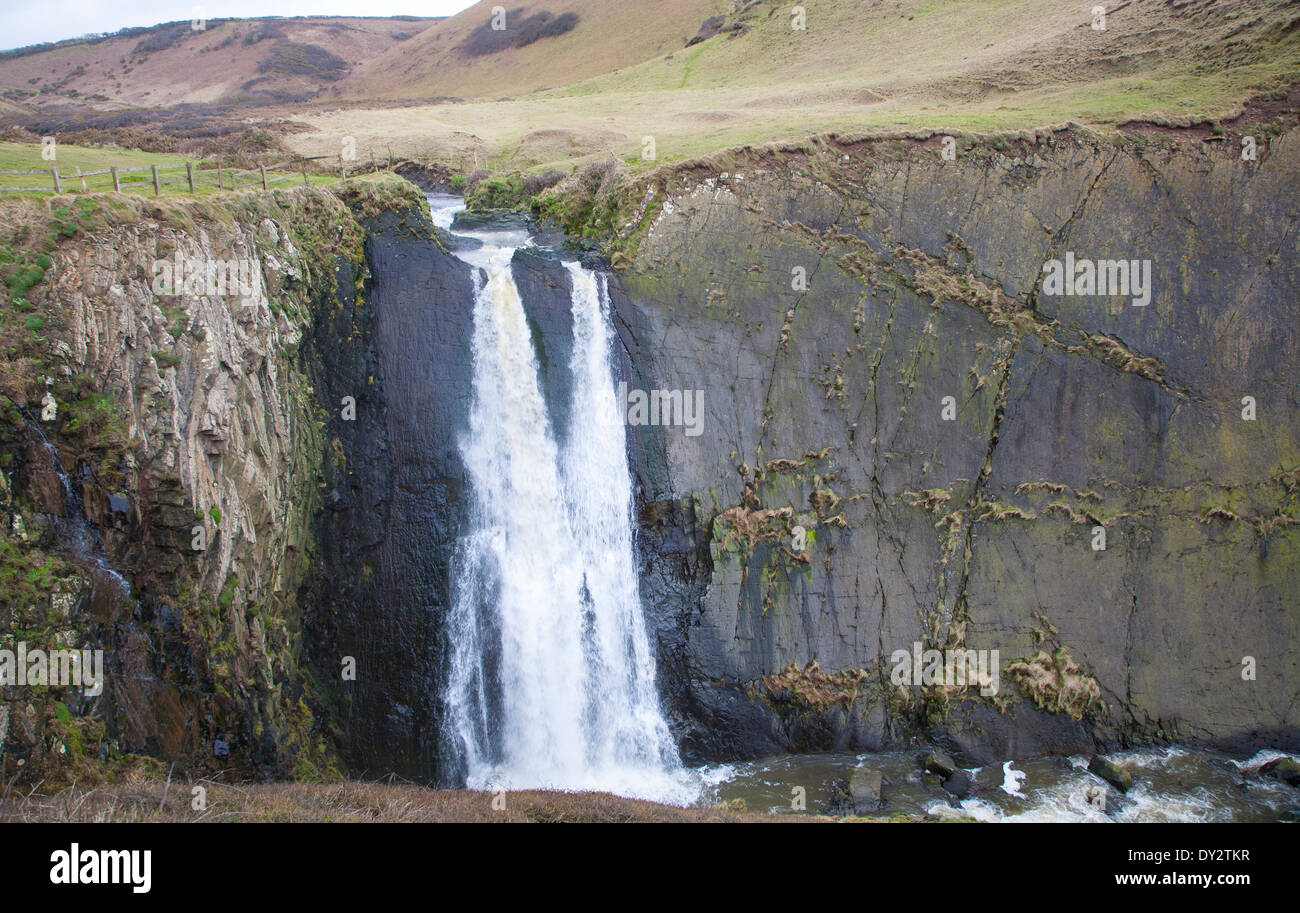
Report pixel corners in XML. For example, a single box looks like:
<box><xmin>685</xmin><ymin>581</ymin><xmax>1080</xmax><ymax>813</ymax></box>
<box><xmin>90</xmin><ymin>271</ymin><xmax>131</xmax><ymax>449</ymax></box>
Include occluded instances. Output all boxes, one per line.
<box><xmin>595</xmin><ymin>127</ymin><xmax>1300</xmax><ymax>762</ymax></box>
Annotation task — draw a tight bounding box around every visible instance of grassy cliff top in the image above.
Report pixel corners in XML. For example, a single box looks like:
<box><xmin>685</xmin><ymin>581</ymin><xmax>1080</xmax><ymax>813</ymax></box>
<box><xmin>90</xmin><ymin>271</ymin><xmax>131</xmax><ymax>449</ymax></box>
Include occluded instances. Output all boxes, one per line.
<box><xmin>285</xmin><ymin>0</ymin><xmax>1300</xmax><ymax>173</ymax></box>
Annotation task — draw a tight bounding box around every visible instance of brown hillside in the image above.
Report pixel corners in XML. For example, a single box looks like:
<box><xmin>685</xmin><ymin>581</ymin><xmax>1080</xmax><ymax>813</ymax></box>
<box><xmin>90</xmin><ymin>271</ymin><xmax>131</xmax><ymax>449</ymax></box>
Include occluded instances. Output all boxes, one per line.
<box><xmin>0</xmin><ymin>17</ymin><xmax>438</xmax><ymax>111</ymax></box>
<box><xmin>340</xmin><ymin>0</ymin><xmax>725</xmax><ymax>100</ymax></box>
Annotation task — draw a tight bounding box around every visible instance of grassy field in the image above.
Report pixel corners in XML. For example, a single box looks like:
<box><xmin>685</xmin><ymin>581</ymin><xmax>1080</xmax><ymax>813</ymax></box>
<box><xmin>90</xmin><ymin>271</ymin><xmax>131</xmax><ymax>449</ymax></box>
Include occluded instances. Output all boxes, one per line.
<box><xmin>0</xmin><ymin>1</ymin><xmax>1294</xmax><ymax>188</ymax></box>
<box><xmin>0</xmin><ymin>142</ymin><xmax>346</xmax><ymax>198</ymax></box>
<box><xmin>1</xmin><ymin>1</ymin><xmax>1293</xmax><ymax>181</ymax></box>
<box><xmin>286</xmin><ymin>0</ymin><xmax>1300</xmax><ymax>173</ymax></box>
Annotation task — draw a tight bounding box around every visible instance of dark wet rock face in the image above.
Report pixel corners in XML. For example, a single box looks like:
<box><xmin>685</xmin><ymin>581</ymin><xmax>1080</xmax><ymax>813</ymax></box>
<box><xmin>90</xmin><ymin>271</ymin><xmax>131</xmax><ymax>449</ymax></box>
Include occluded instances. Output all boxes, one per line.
<box><xmin>607</xmin><ymin>129</ymin><xmax>1300</xmax><ymax>763</ymax></box>
<box><xmin>0</xmin><ymin>190</ymin><xmax>498</xmax><ymax>786</ymax></box>
<box><xmin>513</xmin><ymin>247</ymin><xmax>577</xmax><ymax>448</ymax></box>
<box><xmin>923</xmin><ymin>749</ymin><xmax>959</xmax><ymax>780</ymax></box>
<box><xmin>301</xmin><ymin>209</ymin><xmax>476</xmax><ymax>781</ymax></box>
<box><xmin>941</xmin><ymin>768</ymin><xmax>972</xmax><ymax>799</ymax></box>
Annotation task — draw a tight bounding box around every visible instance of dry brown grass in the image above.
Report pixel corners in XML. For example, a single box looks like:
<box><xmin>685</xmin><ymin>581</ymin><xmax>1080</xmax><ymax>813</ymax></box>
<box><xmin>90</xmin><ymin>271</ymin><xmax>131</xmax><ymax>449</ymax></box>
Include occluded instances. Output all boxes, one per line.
<box><xmin>0</xmin><ymin>776</ymin><xmax>794</xmax><ymax>823</ymax></box>
<box><xmin>715</xmin><ymin>504</ymin><xmax>793</xmax><ymax>554</ymax></box>
<box><xmin>762</xmin><ymin>660</ymin><xmax>869</xmax><ymax>712</ymax></box>
<box><xmin>1004</xmin><ymin>648</ymin><xmax>1104</xmax><ymax>720</ymax></box>
<box><xmin>341</xmin><ymin>0</ymin><xmax>720</xmax><ymax>102</ymax></box>
<box><xmin>0</xmin><ymin>17</ymin><xmax>427</xmax><ymax>110</ymax></box>
<box><xmin>906</xmin><ymin>489</ymin><xmax>953</xmax><ymax>514</ymax></box>
<box><xmin>1072</xmin><ymin>332</ymin><xmax>1167</xmax><ymax>384</ymax></box>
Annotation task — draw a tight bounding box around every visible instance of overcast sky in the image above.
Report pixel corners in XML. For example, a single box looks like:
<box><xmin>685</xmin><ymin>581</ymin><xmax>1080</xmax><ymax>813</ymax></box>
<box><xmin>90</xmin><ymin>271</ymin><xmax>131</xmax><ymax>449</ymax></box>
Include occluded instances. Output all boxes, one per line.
<box><xmin>0</xmin><ymin>1</ymin><xmax>479</xmax><ymax>50</ymax></box>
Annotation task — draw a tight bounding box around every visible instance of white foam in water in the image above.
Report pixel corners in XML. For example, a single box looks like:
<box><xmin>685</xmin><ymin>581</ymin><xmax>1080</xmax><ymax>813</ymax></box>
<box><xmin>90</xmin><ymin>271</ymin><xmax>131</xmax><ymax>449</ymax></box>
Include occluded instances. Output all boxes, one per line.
<box><xmin>1123</xmin><ymin>745</ymin><xmax>1189</xmax><ymax>768</ymax></box>
<box><xmin>987</xmin><ymin>751</ymin><xmax>1257</xmax><ymax>823</ymax></box>
<box><xmin>438</xmin><ymin>196</ymin><xmax>697</xmax><ymax>805</ymax></box>
<box><xmin>426</xmin><ymin>193</ymin><xmax>462</xmax><ymax>232</ymax></box>
<box><xmin>956</xmin><ymin>797</ymin><xmax>1004</xmax><ymax>822</ymax></box>
<box><xmin>696</xmin><ymin>763</ymin><xmax>739</xmax><ymax>789</ymax></box>
<box><xmin>1231</xmin><ymin>748</ymin><xmax>1298</xmax><ymax>772</ymax></box>
<box><xmin>1000</xmin><ymin>760</ymin><xmax>1026</xmax><ymax>796</ymax></box>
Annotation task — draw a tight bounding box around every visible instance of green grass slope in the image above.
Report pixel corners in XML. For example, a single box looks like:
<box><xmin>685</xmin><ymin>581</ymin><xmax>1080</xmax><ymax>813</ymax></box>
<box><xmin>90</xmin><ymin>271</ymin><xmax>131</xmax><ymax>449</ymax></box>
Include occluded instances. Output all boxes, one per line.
<box><xmin>291</xmin><ymin>0</ymin><xmax>1300</xmax><ymax>172</ymax></box>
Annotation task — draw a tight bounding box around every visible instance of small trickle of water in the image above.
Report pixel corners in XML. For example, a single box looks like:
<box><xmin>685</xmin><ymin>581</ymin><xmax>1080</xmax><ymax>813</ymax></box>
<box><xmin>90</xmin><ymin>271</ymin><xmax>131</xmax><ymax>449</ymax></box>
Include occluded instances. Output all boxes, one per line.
<box><xmin>27</xmin><ymin>420</ymin><xmax>130</xmax><ymax>597</ymax></box>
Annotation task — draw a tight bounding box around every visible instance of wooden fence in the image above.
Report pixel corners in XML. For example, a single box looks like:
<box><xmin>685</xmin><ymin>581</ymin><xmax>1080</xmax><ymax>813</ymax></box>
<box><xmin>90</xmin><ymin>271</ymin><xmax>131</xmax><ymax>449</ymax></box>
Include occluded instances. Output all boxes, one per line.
<box><xmin>0</xmin><ymin>153</ymin><xmax>358</xmax><ymax>196</ymax></box>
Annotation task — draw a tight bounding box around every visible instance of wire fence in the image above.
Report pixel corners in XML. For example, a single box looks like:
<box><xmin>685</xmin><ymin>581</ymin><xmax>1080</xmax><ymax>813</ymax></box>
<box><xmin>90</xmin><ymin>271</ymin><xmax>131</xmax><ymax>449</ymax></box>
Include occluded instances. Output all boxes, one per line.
<box><xmin>0</xmin><ymin>153</ymin><xmax>371</xmax><ymax>196</ymax></box>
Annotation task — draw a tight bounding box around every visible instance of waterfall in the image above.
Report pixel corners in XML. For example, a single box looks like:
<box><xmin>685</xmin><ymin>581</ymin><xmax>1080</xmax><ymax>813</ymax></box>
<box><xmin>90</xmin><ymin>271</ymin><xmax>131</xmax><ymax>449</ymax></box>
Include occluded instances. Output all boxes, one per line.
<box><xmin>437</xmin><ymin>198</ymin><xmax>692</xmax><ymax>803</ymax></box>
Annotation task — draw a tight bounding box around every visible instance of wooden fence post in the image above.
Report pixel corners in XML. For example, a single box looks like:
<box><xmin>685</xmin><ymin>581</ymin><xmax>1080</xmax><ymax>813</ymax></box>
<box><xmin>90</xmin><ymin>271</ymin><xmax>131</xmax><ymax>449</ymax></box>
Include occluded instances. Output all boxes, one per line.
<box><xmin>152</xmin><ymin>165</ymin><xmax>161</xmax><ymax>196</ymax></box>
<box><xmin>75</xmin><ymin>167</ymin><xmax>86</xmax><ymax>192</ymax></box>
<box><xmin>51</xmin><ymin>168</ymin><xmax>62</xmax><ymax>193</ymax></box>
<box><xmin>302</xmin><ymin>160</ymin><xmax>308</xmax><ymax>186</ymax></box>
<box><xmin>186</xmin><ymin>162</ymin><xmax>194</xmax><ymax>194</ymax></box>
<box><xmin>260</xmin><ymin>165</ymin><xmax>268</xmax><ymax>190</ymax></box>
<box><xmin>111</xmin><ymin>166</ymin><xmax>121</xmax><ymax>193</ymax></box>
<box><xmin>216</xmin><ymin>163</ymin><xmax>222</xmax><ymax>190</ymax></box>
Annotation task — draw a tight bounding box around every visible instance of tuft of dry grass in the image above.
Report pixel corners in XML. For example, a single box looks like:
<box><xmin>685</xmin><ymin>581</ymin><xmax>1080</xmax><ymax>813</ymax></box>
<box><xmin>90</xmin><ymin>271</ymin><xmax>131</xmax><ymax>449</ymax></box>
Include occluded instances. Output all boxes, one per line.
<box><xmin>762</xmin><ymin>660</ymin><xmax>869</xmax><ymax>712</ymax></box>
<box><xmin>1071</xmin><ymin>332</ymin><xmax>1167</xmax><ymax>385</ymax></box>
<box><xmin>906</xmin><ymin>488</ymin><xmax>953</xmax><ymax>514</ymax></box>
<box><xmin>1004</xmin><ymin>648</ymin><xmax>1105</xmax><ymax>720</ymax></box>
<box><xmin>714</xmin><ymin>504</ymin><xmax>794</xmax><ymax>554</ymax></box>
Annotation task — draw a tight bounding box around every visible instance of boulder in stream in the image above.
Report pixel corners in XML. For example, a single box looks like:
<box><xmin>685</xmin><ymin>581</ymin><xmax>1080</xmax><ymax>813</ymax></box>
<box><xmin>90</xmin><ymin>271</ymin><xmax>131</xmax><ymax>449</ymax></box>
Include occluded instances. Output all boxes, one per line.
<box><xmin>1088</xmin><ymin>754</ymin><xmax>1132</xmax><ymax>793</ymax></box>
<box><xmin>848</xmin><ymin>767</ymin><xmax>884</xmax><ymax>814</ymax></box>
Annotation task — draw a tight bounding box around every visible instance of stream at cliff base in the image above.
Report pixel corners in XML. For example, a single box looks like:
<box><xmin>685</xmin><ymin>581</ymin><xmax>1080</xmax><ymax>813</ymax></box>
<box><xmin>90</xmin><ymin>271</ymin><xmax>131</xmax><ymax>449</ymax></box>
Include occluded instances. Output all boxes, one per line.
<box><xmin>696</xmin><ymin>747</ymin><xmax>1300</xmax><ymax>821</ymax></box>
<box><xmin>427</xmin><ymin>195</ymin><xmax>1298</xmax><ymax>821</ymax></box>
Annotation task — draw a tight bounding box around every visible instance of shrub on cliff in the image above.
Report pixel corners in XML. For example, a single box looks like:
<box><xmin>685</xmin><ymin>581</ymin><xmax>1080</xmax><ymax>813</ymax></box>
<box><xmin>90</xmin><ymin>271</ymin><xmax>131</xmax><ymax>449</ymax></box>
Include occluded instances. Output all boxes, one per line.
<box><xmin>532</xmin><ymin>158</ymin><xmax>631</xmax><ymax>239</ymax></box>
<box><xmin>329</xmin><ymin>177</ymin><xmax>425</xmax><ymax>221</ymax></box>
<box><xmin>464</xmin><ymin>169</ymin><xmax>564</xmax><ymax>211</ymax></box>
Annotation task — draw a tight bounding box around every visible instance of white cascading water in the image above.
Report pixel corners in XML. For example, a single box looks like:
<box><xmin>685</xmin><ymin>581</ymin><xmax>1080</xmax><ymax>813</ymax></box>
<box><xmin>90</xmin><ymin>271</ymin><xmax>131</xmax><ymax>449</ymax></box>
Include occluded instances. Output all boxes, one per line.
<box><xmin>435</xmin><ymin>197</ymin><xmax>694</xmax><ymax>803</ymax></box>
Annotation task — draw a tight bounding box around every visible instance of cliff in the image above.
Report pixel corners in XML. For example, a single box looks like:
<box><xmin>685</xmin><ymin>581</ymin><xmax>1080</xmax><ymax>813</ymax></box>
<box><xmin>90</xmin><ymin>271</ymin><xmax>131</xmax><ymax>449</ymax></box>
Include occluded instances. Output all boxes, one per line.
<box><xmin>0</xmin><ymin>182</ymin><xmax>425</xmax><ymax>785</ymax></box>
<box><xmin>3</xmin><ymin>123</ymin><xmax>1296</xmax><ymax>788</ymax></box>
<box><xmin>597</xmin><ymin>126</ymin><xmax>1300</xmax><ymax>761</ymax></box>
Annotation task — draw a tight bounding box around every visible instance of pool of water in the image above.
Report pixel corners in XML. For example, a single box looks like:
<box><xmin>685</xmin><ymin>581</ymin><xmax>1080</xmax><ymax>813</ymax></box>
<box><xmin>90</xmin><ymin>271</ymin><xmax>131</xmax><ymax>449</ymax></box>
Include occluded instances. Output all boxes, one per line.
<box><xmin>694</xmin><ymin>747</ymin><xmax>1300</xmax><ymax>821</ymax></box>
